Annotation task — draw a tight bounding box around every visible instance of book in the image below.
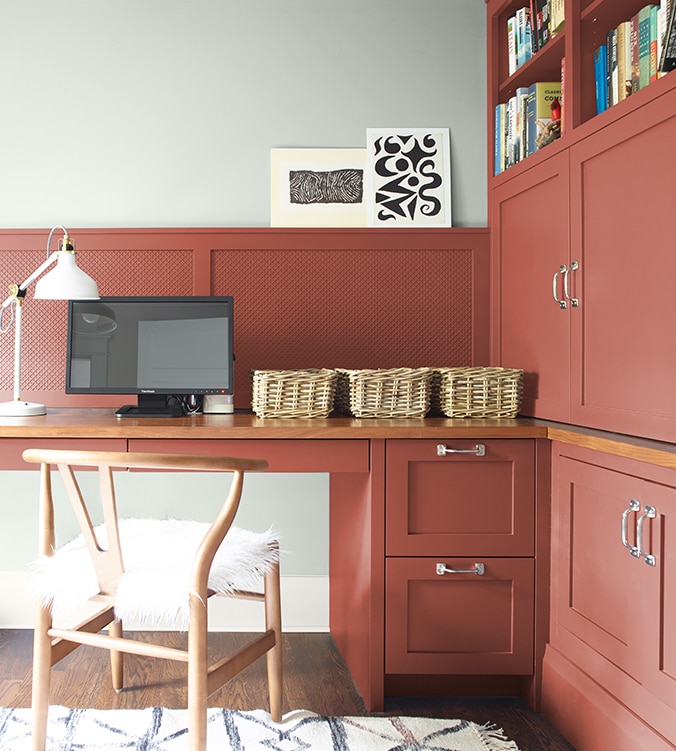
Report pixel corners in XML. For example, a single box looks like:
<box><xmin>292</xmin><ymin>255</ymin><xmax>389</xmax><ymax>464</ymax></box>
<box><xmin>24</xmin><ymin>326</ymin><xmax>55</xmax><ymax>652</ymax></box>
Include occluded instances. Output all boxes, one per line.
<box><xmin>507</xmin><ymin>15</ymin><xmax>518</xmax><ymax>75</ymax></box>
<box><xmin>516</xmin><ymin>86</ymin><xmax>529</xmax><ymax>162</ymax></box>
<box><xmin>526</xmin><ymin>81</ymin><xmax>562</xmax><ymax>155</ymax></box>
<box><xmin>494</xmin><ymin>104</ymin><xmax>504</xmax><ymax>175</ymax></box>
<box><xmin>616</xmin><ymin>21</ymin><xmax>632</xmax><ymax>101</ymax></box>
<box><xmin>550</xmin><ymin>0</ymin><xmax>564</xmax><ymax>34</ymax></box>
<box><xmin>650</xmin><ymin>4</ymin><xmax>659</xmax><ymax>81</ymax></box>
<box><xmin>529</xmin><ymin>0</ymin><xmax>550</xmax><ymax>52</ymax></box>
<box><xmin>594</xmin><ymin>45</ymin><xmax>609</xmax><ymax>113</ymax></box>
<box><xmin>658</xmin><ymin>0</ymin><xmax>673</xmax><ymax>72</ymax></box>
<box><xmin>631</xmin><ymin>13</ymin><xmax>641</xmax><ymax>92</ymax></box>
<box><xmin>638</xmin><ymin>5</ymin><xmax>658</xmax><ymax>90</ymax></box>
<box><xmin>516</xmin><ymin>7</ymin><xmax>532</xmax><ymax>68</ymax></box>
<box><xmin>607</xmin><ymin>28</ymin><xmax>618</xmax><ymax>106</ymax></box>
<box><xmin>505</xmin><ymin>95</ymin><xmax>518</xmax><ymax>168</ymax></box>
<box><xmin>659</xmin><ymin>0</ymin><xmax>676</xmax><ymax>70</ymax></box>
<box><xmin>560</xmin><ymin>55</ymin><xmax>566</xmax><ymax>134</ymax></box>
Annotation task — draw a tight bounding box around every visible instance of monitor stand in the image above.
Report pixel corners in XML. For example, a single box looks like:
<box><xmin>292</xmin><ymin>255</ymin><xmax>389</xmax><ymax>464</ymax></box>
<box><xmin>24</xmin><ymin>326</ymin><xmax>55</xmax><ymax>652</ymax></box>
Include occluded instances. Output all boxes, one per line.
<box><xmin>115</xmin><ymin>394</ymin><xmax>184</xmax><ymax>418</ymax></box>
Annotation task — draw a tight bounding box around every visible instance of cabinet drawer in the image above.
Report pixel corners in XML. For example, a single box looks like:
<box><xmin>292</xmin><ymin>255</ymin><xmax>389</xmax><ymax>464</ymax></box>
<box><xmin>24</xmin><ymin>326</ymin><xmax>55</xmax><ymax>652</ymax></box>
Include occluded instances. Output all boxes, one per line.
<box><xmin>385</xmin><ymin>556</ymin><xmax>534</xmax><ymax>675</ymax></box>
<box><xmin>0</xmin><ymin>438</ymin><xmax>128</xmax><ymax>470</ymax></box>
<box><xmin>386</xmin><ymin>439</ymin><xmax>534</xmax><ymax>556</ymax></box>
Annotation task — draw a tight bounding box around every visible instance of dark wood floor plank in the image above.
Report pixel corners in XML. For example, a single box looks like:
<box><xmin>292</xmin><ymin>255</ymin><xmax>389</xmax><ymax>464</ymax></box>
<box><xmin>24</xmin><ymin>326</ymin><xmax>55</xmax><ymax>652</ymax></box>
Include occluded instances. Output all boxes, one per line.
<box><xmin>0</xmin><ymin>630</ymin><xmax>575</xmax><ymax>750</ymax></box>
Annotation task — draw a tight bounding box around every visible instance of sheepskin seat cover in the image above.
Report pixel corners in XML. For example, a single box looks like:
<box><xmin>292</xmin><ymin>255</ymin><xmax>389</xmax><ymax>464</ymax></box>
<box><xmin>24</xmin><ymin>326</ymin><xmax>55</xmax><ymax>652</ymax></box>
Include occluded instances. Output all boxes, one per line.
<box><xmin>29</xmin><ymin>519</ymin><xmax>279</xmax><ymax>631</ymax></box>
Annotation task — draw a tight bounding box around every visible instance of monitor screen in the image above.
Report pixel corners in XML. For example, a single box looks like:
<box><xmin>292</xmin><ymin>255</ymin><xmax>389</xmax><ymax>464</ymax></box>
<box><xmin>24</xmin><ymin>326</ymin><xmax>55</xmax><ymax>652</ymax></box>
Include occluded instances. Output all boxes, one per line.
<box><xmin>66</xmin><ymin>296</ymin><xmax>234</xmax><ymax>417</ymax></box>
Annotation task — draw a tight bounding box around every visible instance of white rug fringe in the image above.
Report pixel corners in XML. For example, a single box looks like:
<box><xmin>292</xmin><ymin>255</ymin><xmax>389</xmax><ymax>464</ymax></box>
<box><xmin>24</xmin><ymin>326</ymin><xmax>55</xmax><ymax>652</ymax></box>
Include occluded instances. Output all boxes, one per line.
<box><xmin>475</xmin><ymin>722</ymin><xmax>522</xmax><ymax>751</ymax></box>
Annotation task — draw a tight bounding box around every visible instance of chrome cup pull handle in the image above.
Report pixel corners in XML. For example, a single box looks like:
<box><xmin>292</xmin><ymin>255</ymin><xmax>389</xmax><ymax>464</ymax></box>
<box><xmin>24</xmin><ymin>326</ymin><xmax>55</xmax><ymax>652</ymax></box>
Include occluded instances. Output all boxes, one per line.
<box><xmin>437</xmin><ymin>443</ymin><xmax>486</xmax><ymax>457</ymax></box>
<box><xmin>636</xmin><ymin>505</ymin><xmax>656</xmax><ymax>567</ymax></box>
<box><xmin>553</xmin><ymin>264</ymin><xmax>567</xmax><ymax>309</ymax></box>
<box><xmin>436</xmin><ymin>562</ymin><xmax>485</xmax><ymax>576</ymax></box>
<box><xmin>621</xmin><ymin>499</ymin><xmax>641</xmax><ymax>556</ymax></box>
<box><xmin>563</xmin><ymin>260</ymin><xmax>579</xmax><ymax>307</ymax></box>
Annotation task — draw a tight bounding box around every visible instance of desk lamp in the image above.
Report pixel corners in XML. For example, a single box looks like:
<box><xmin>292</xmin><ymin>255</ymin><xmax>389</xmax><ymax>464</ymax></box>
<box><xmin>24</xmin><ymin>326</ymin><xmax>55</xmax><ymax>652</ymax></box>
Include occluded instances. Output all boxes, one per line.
<box><xmin>0</xmin><ymin>225</ymin><xmax>100</xmax><ymax>417</ymax></box>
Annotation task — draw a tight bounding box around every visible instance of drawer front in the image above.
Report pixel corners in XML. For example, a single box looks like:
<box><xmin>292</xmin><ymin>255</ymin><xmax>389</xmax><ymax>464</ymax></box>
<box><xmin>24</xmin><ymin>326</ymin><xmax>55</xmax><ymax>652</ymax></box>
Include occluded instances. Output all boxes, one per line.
<box><xmin>385</xmin><ymin>556</ymin><xmax>534</xmax><ymax>675</ymax></box>
<box><xmin>0</xmin><ymin>438</ymin><xmax>128</xmax><ymax>470</ymax></box>
<box><xmin>129</xmin><ymin>439</ymin><xmax>370</xmax><ymax>473</ymax></box>
<box><xmin>386</xmin><ymin>439</ymin><xmax>535</xmax><ymax>556</ymax></box>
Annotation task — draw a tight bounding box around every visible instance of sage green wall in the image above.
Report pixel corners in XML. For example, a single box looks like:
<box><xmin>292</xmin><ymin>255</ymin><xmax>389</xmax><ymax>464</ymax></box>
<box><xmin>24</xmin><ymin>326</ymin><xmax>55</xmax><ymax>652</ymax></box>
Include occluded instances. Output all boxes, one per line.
<box><xmin>0</xmin><ymin>0</ymin><xmax>486</xmax><ymax>228</ymax></box>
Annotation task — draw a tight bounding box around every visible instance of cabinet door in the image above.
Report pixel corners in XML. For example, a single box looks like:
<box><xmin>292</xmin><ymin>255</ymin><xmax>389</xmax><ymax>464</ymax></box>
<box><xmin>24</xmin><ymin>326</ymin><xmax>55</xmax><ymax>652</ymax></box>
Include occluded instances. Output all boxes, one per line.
<box><xmin>569</xmin><ymin>88</ymin><xmax>676</xmax><ymax>442</ymax></box>
<box><xmin>386</xmin><ymin>556</ymin><xmax>534</xmax><ymax>674</ymax></box>
<box><xmin>551</xmin><ymin>443</ymin><xmax>676</xmax><ymax>728</ymax></box>
<box><xmin>386</xmin><ymin>439</ymin><xmax>534</xmax><ymax>557</ymax></box>
<box><xmin>492</xmin><ymin>152</ymin><xmax>571</xmax><ymax>421</ymax></box>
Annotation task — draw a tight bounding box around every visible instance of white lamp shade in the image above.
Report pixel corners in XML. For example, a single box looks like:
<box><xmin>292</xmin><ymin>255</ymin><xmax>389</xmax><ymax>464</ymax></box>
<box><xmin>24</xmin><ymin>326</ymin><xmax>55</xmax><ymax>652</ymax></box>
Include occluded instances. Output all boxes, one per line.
<box><xmin>33</xmin><ymin>251</ymin><xmax>100</xmax><ymax>300</ymax></box>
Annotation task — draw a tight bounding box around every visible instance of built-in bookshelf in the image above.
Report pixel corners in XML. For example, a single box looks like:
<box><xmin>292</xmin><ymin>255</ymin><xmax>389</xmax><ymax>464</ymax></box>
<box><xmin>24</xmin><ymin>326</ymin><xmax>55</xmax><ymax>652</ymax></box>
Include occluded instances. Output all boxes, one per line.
<box><xmin>488</xmin><ymin>0</ymin><xmax>676</xmax><ymax>178</ymax></box>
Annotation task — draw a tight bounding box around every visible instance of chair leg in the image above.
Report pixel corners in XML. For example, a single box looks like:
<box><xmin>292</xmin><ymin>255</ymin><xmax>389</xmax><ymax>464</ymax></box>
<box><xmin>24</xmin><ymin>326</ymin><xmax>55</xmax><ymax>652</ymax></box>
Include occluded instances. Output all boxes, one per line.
<box><xmin>31</xmin><ymin>605</ymin><xmax>53</xmax><ymax>751</ymax></box>
<box><xmin>109</xmin><ymin>619</ymin><xmax>124</xmax><ymax>691</ymax></box>
<box><xmin>264</xmin><ymin>559</ymin><xmax>283</xmax><ymax>722</ymax></box>
<box><xmin>188</xmin><ymin>593</ymin><xmax>209</xmax><ymax>751</ymax></box>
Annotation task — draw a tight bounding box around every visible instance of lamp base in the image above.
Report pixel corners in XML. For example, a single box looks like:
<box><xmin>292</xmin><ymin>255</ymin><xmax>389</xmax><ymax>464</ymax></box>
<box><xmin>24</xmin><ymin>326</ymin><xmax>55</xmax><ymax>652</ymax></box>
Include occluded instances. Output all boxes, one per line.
<box><xmin>0</xmin><ymin>400</ymin><xmax>47</xmax><ymax>417</ymax></box>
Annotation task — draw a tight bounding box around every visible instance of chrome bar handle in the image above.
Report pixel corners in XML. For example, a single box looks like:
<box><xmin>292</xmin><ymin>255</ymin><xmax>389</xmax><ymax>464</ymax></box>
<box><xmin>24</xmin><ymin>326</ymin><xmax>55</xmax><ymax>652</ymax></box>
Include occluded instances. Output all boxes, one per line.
<box><xmin>636</xmin><ymin>505</ymin><xmax>657</xmax><ymax>567</ymax></box>
<box><xmin>553</xmin><ymin>264</ymin><xmax>567</xmax><ymax>309</ymax></box>
<box><xmin>436</xmin><ymin>562</ymin><xmax>485</xmax><ymax>576</ymax></box>
<box><xmin>437</xmin><ymin>443</ymin><xmax>486</xmax><ymax>457</ymax></box>
<box><xmin>621</xmin><ymin>499</ymin><xmax>641</xmax><ymax>556</ymax></box>
<box><xmin>563</xmin><ymin>260</ymin><xmax>579</xmax><ymax>307</ymax></box>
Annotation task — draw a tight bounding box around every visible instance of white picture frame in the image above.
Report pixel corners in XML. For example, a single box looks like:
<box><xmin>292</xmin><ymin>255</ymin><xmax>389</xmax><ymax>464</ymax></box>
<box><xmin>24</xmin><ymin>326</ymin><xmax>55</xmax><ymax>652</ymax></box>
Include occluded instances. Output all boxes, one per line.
<box><xmin>366</xmin><ymin>128</ymin><xmax>452</xmax><ymax>227</ymax></box>
<box><xmin>270</xmin><ymin>148</ymin><xmax>367</xmax><ymax>227</ymax></box>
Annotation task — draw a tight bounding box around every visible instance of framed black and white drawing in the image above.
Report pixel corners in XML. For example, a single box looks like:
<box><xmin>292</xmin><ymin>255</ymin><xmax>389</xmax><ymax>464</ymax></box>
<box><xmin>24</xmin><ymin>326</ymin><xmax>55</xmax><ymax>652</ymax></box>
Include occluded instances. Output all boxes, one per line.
<box><xmin>366</xmin><ymin>128</ymin><xmax>452</xmax><ymax>227</ymax></box>
<box><xmin>270</xmin><ymin>148</ymin><xmax>367</xmax><ymax>227</ymax></box>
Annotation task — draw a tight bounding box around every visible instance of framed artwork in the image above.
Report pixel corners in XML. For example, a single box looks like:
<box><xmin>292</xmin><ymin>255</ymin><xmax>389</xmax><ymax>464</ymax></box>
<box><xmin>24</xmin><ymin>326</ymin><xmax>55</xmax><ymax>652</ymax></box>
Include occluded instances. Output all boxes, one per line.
<box><xmin>270</xmin><ymin>148</ymin><xmax>367</xmax><ymax>227</ymax></box>
<box><xmin>366</xmin><ymin>128</ymin><xmax>452</xmax><ymax>227</ymax></box>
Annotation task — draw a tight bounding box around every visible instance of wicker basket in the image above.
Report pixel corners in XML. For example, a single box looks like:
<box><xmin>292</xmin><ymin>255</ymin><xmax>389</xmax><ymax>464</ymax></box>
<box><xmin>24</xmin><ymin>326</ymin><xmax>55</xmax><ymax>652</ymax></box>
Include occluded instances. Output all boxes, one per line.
<box><xmin>435</xmin><ymin>367</ymin><xmax>523</xmax><ymax>418</ymax></box>
<box><xmin>251</xmin><ymin>369</ymin><xmax>337</xmax><ymax>418</ymax></box>
<box><xmin>335</xmin><ymin>367</ymin><xmax>433</xmax><ymax>418</ymax></box>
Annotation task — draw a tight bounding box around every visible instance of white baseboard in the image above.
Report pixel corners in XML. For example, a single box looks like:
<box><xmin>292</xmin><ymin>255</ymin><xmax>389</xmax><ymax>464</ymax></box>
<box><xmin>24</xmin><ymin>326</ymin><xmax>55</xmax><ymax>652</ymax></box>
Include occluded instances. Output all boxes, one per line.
<box><xmin>0</xmin><ymin>572</ymin><xmax>329</xmax><ymax>632</ymax></box>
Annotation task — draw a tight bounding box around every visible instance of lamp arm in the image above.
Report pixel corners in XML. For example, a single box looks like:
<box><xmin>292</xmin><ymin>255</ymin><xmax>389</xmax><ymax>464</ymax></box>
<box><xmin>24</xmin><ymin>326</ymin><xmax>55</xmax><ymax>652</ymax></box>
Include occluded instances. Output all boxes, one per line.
<box><xmin>1</xmin><ymin>246</ymin><xmax>61</xmax><ymax>309</ymax></box>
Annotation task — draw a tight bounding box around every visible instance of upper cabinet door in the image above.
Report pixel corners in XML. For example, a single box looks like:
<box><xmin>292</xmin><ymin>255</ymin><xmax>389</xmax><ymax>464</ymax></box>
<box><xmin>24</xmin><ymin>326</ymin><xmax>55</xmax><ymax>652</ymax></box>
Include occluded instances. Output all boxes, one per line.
<box><xmin>569</xmin><ymin>87</ymin><xmax>676</xmax><ymax>442</ymax></box>
<box><xmin>491</xmin><ymin>151</ymin><xmax>571</xmax><ymax>422</ymax></box>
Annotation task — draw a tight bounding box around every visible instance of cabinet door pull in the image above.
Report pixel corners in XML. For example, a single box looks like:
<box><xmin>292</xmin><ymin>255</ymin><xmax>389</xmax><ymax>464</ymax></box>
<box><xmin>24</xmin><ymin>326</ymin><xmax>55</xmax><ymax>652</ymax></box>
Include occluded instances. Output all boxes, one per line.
<box><xmin>563</xmin><ymin>260</ymin><xmax>579</xmax><ymax>307</ymax></box>
<box><xmin>436</xmin><ymin>562</ymin><xmax>485</xmax><ymax>576</ymax></box>
<box><xmin>636</xmin><ymin>505</ymin><xmax>657</xmax><ymax>567</ymax></box>
<box><xmin>437</xmin><ymin>443</ymin><xmax>486</xmax><ymax>457</ymax></box>
<box><xmin>552</xmin><ymin>265</ymin><xmax>567</xmax><ymax>309</ymax></box>
<box><xmin>621</xmin><ymin>499</ymin><xmax>641</xmax><ymax>556</ymax></box>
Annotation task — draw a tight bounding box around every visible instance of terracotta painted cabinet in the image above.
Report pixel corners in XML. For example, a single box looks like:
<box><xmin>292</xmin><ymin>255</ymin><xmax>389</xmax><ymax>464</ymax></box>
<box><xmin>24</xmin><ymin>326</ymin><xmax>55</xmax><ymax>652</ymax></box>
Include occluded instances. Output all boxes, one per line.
<box><xmin>544</xmin><ymin>442</ymin><xmax>676</xmax><ymax>751</ymax></box>
<box><xmin>492</xmin><ymin>151</ymin><xmax>571</xmax><ymax>422</ymax></box>
<box><xmin>384</xmin><ymin>439</ymin><xmax>535</xmax><ymax>675</ymax></box>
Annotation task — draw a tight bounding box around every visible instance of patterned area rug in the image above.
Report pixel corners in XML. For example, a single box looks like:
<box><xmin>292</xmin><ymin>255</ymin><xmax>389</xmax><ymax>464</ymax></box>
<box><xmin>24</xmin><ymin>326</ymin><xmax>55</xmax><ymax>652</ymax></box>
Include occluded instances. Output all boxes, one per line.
<box><xmin>0</xmin><ymin>706</ymin><xmax>521</xmax><ymax>750</ymax></box>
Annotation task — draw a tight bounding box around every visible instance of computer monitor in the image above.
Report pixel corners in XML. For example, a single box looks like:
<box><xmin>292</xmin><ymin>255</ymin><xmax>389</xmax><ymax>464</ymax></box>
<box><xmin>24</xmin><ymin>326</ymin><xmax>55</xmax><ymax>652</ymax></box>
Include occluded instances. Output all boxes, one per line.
<box><xmin>66</xmin><ymin>296</ymin><xmax>234</xmax><ymax>417</ymax></box>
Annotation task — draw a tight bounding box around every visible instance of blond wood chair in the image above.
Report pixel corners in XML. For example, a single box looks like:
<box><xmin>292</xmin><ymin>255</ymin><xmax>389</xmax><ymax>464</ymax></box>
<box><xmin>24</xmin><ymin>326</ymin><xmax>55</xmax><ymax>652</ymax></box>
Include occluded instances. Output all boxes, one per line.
<box><xmin>23</xmin><ymin>448</ymin><xmax>282</xmax><ymax>751</ymax></box>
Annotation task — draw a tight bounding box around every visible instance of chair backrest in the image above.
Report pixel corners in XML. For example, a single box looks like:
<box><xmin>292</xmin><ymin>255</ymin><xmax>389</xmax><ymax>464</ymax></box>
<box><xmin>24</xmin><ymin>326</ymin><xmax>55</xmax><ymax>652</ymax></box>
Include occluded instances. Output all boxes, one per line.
<box><xmin>22</xmin><ymin>449</ymin><xmax>269</xmax><ymax>598</ymax></box>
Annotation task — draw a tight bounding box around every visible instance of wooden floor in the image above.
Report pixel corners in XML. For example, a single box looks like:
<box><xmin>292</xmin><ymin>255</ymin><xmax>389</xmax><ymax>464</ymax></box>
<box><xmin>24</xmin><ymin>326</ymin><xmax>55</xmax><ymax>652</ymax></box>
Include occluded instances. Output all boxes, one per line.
<box><xmin>0</xmin><ymin>630</ymin><xmax>575</xmax><ymax>750</ymax></box>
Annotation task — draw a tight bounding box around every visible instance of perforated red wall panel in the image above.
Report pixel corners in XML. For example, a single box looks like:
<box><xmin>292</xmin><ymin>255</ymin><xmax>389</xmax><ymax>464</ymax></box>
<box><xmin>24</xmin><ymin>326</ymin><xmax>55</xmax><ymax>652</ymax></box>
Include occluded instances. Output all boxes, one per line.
<box><xmin>0</xmin><ymin>228</ymin><xmax>489</xmax><ymax>410</ymax></box>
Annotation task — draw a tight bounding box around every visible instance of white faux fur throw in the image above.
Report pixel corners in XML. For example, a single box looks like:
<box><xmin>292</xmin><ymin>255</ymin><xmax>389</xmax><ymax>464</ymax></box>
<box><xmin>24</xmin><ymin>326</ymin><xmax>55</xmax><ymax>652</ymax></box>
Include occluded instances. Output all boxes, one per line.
<box><xmin>29</xmin><ymin>519</ymin><xmax>279</xmax><ymax>630</ymax></box>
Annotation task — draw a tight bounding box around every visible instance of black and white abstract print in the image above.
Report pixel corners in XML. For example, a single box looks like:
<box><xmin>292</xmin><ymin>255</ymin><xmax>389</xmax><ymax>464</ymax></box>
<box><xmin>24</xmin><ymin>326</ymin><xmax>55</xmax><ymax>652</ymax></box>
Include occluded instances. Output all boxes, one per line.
<box><xmin>289</xmin><ymin>168</ymin><xmax>363</xmax><ymax>205</ymax></box>
<box><xmin>367</xmin><ymin>128</ymin><xmax>451</xmax><ymax>227</ymax></box>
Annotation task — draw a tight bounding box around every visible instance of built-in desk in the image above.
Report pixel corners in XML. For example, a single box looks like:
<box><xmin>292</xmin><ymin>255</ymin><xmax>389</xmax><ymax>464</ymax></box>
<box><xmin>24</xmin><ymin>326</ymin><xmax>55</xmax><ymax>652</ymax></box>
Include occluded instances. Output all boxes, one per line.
<box><xmin>0</xmin><ymin>409</ymin><xmax>552</xmax><ymax>710</ymax></box>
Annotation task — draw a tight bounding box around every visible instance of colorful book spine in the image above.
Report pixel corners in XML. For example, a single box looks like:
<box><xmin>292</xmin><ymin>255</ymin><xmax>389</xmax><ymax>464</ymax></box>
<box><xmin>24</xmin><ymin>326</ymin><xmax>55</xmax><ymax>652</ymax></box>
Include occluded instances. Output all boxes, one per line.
<box><xmin>550</xmin><ymin>0</ymin><xmax>564</xmax><ymax>34</ymax></box>
<box><xmin>494</xmin><ymin>104</ymin><xmax>504</xmax><ymax>175</ymax></box>
<box><xmin>516</xmin><ymin>86</ymin><xmax>529</xmax><ymax>163</ymax></box>
<box><xmin>650</xmin><ymin>5</ymin><xmax>659</xmax><ymax>81</ymax></box>
<box><xmin>616</xmin><ymin>21</ymin><xmax>632</xmax><ymax>100</ymax></box>
<box><xmin>607</xmin><ymin>28</ymin><xmax>618</xmax><ymax>106</ymax></box>
<box><xmin>631</xmin><ymin>13</ymin><xmax>641</xmax><ymax>92</ymax></box>
<box><xmin>659</xmin><ymin>0</ymin><xmax>676</xmax><ymax>71</ymax></box>
<box><xmin>507</xmin><ymin>16</ymin><xmax>517</xmax><ymax>76</ymax></box>
<box><xmin>516</xmin><ymin>7</ymin><xmax>532</xmax><ymax>68</ymax></box>
<box><xmin>593</xmin><ymin>45</ymin><xmax>608</xmax><ymax>113</ymax></box>
<box><xmin>638</xmin><ymin>5</ymin><xmax>657</xmax><ymax>90</ymax></box>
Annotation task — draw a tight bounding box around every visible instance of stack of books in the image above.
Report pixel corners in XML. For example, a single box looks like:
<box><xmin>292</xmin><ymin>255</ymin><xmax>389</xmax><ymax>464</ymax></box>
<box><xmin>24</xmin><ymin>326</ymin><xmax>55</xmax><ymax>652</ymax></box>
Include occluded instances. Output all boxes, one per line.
<box><xmin>593</xmin><ymin>1</ymin><xmax>675</xmax><ymax>115</ymax></box>
<box><xmin>494</xmin><ymin>82</ymin><xmax>562</xmax><ymax>175</ymax></box>
<box><xmin>506</xmin><ymin>1</ymin><xmax>563</xmax><ymax>76</ymax></box>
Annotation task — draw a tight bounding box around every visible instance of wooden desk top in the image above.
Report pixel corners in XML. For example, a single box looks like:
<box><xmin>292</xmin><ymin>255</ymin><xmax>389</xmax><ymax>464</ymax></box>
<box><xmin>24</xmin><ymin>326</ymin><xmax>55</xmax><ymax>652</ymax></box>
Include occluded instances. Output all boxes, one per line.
<box><xmin>0</xmin><ymin>409</ymin><xmax>547</xmax><ymax>440</ymax></box>
<box><xmin>0</xmin><ymin>409</ymin><xmax>674</xmax><ymax>469</ymax></box>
